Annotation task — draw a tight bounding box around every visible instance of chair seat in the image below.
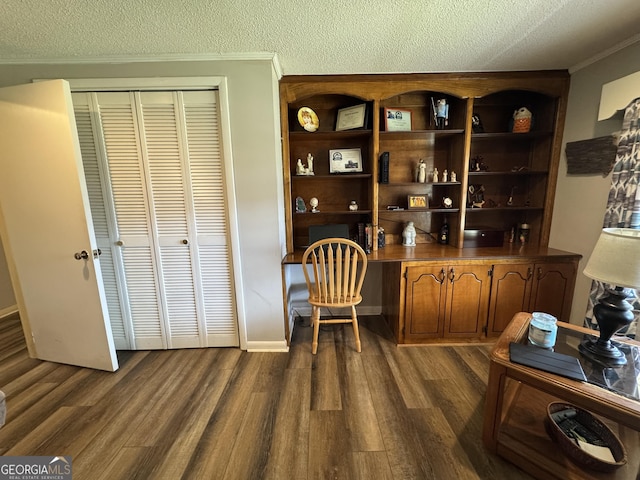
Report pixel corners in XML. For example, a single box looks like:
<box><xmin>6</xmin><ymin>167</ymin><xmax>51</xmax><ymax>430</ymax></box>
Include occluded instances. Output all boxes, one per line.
<box><xmin>308</xmin><ymin>295</ymin><xmax>363</xmax><ymax>307</ymax></box>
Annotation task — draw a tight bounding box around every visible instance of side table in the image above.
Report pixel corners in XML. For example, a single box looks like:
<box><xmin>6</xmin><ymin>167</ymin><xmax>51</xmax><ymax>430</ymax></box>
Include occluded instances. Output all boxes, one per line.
<box><xmin>482</xmin><ymin>312</ymin><xmax>640</xmax><ymax>479</ymax></box>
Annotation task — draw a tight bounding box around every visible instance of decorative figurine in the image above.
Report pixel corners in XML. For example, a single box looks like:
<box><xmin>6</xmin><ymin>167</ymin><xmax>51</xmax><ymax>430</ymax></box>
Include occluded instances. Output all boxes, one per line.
<box><xmin>309</xmin><ymin>197</ymin><xmax>319</xmax><ymax>213</ymax></box>
<box><xmin>443</xmin><ymin>169</ymin><xmax>448</xmax><ymax>183</ymax></box>
<box><xmin>349</xmin><ymin>200</ymin><xmax>358</xmax><ymax>211</ymax></box>
<box><xmin>468</xmin><ymin>184</ymin><xmax>485</xmax><ymax>208</ymax></box>
<box><xmin>402</xmin><ymin>221</ymin><xmax>416</xmax><ymax>247</ymax></box>
<box><xmin>471</xmin><ymin>114</ymin><xmax>484</xmax><ymax>133</ymax></box>
<box><xmin>378</xmin><ymin>227</ymin><xmax>385</xmax><ymax>248</ymax></box>
<box><xmin>417</xmin><ymin>160</ymin><xmax>427</xmax><ymax>183</ymax></box>
<box><xmin>432</xmin><ymin>167</ymin><xmax>439</xmax><ymax>183</ymax></box>
<box><xmin>296</xmin><ymin>153</ymin><xmax>315</xmax><ymax>175</ymax></box>
<box><xmin>306</xmin><ymin>153</ymin><xmax>314</xmax><ymax>175</ymax></box>
<box><xmin>432</xmin><ymin>98</ymin><xmax>449</xmax><ymax>129</ymax></box>
<box><xmin>295</xmin><ymin>196</ymin><xmax>306</xmax><ymax>213</ymax></box>
<box><xmin>450</xmin><ymin>171</ymin><xmax>457</xmax><ymax>182</ymax></box>
<box><xmin>511</xmin><ymin>107</ymin><xmax>532</xmax><ymax>133</ymax></box>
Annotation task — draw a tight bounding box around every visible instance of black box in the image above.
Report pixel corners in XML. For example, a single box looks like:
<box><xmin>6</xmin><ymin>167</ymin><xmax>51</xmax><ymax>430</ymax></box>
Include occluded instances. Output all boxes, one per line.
<box><xmin>463</xmin><ymin>229</ymin><xmax>504</xmax><ymax>248</ymax></box>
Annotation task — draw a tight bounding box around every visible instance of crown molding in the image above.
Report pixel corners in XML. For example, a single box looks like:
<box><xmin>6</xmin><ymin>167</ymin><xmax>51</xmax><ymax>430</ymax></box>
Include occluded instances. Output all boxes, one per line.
<box><xmin>569</xmin><ymin>34</ymin><xmax>640</xmax><ymax>74</ymax></box>
<box><xmin>0</xmin><ymin>52</ymin><xmax>282</xmax><ymax>76</ymax></box>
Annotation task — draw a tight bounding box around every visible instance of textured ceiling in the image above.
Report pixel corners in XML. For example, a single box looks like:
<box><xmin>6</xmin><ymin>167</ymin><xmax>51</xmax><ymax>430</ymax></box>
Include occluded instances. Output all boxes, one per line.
<box><xmin>1</xmin><ymin>0</ymin><xmax>640</xmax><ymax>74</ymax></box>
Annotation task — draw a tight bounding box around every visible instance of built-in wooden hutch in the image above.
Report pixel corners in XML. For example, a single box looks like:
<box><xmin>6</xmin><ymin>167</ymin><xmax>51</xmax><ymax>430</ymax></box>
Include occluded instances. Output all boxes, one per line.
<box><xmin>280</xmin><ymin>72</ymin><xmax>581</xmax><ymax>344</ymax></box>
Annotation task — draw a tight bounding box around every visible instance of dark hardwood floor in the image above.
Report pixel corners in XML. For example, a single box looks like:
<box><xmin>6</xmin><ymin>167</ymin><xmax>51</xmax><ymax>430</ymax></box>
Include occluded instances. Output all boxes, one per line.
<box><xmin>0</xmin><ymin>312</ymin><xmax>533</xmax><ymax>479</ymax></box>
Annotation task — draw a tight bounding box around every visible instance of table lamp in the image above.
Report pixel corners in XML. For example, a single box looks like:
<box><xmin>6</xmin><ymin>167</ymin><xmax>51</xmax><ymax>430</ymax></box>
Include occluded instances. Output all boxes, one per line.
<box><xmin>580</xmin><ymin>228</ymin><xmax>640</xmax><ymax>366</ymax></box>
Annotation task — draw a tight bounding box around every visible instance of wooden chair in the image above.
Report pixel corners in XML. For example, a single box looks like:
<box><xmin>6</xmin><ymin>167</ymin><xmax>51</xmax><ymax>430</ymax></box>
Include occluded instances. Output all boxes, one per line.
<box><xmin>301</xmin><ymin>238</ymin><xmax>368</xmax><ymax>354</ymax></box>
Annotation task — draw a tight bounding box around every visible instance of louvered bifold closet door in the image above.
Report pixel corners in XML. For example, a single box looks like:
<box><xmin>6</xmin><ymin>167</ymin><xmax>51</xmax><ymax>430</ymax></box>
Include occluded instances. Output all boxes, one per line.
<box><xmin>137</xmin><ymin>91</ymin><xmax>239</xmax><ymax>347</ymax></box>
<box><xmin>135</xmin><ymin>91</ymin><xmax>204</xmax><ymax>348</ymax></box>
<box><xmin>76</xmin><ymin>89</ymin><xmax>239</xmax><ymax>350</ymax></box>
<box><xmin>72</xmin><ymin>94</ymin><xmax>131</xmax><ymax>349</ymax></box>
<box><xmin>92</xmin><ymin>92</ymin><xmax>168</xmax><ymax>349</ymax></box>
<box><xmin>182</xmin><ymin>91</ymin><xmax>238</xmax><ymax>346</ymax></box>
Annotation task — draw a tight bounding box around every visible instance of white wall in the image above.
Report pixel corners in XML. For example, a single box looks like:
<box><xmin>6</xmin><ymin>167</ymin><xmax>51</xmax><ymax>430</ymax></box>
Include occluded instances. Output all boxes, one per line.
<box><xmin>0</xmin><ymin>58</ymin><xmax>287</xmax><ymax>347</ymax></box>
<box><xmin>550</xmin><ymin>41</ymin><xmax>640</xmax><ymax>325</ymax></box>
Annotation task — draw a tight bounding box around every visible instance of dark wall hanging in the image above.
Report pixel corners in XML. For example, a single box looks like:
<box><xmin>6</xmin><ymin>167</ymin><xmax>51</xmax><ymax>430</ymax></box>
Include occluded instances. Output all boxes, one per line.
<box><xmin>565</xmin><ymin>135</ymin><xmax>618</xmax><ymax>176</ymax></box>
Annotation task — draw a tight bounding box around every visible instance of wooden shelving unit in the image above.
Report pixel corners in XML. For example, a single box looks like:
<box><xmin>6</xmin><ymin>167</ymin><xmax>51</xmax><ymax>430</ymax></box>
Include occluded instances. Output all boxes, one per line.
<box><xmin>280</xmin><ymin>72</ymin><xmax>570</xmax><ymax>254</ymax></box>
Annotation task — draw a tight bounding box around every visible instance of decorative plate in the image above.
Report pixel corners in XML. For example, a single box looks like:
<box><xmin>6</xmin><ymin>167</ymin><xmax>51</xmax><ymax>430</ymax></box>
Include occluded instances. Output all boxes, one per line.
<box><xmin>297</xmin><ymin>107</ymin><xmax>319</xmax><ymax>132</ymax></box>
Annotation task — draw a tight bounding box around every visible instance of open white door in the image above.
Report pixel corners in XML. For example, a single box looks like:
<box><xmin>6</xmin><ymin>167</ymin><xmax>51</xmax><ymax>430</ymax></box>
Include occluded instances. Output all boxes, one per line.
<box><xmin>0</xmin><ymin>80</ymin><xmax>118</xmax><ymax>371</ymax></box>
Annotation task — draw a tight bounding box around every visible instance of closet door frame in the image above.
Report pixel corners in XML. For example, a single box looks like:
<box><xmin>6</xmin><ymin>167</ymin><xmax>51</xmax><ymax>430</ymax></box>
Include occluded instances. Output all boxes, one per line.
<box><xmin>67</xmin><ymin>77</ymin><xmax>247</xmax><ymax>350</ymax></box>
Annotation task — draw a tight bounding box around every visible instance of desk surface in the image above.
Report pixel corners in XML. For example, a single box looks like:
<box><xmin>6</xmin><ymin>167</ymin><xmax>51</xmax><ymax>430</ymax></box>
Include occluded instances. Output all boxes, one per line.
<box><xmin>282</xmin><ymin>244</ymin><xmax>581</xmax><ymax>264</ymax></box>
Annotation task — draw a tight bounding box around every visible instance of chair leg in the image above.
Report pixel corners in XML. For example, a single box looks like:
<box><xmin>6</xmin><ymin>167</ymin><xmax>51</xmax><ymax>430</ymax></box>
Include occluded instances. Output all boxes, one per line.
<box><xmin>311</xmin><ymin>306</ymin><xmax>320</xmax><ymax>354</ymax></box>
<box><xmin>351</xmin><ymin>305</ymin><xmax>361</xmax><ymax>353</ymax></box>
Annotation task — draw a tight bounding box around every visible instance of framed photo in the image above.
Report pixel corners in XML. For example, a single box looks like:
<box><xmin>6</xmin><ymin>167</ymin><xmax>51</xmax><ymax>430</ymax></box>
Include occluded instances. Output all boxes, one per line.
<box><xmin>407</xmin><ymin>194</ymin><xmax>428</xmax><ymax>210</ymax></box>
<box><xmin>336</xmin><ymin>104</ymin><xmax>367</xmax><ymax>131</ymax></box>
<box><xmin>384</xmin><ymin>108</ymin><xmax>412</xmax><ymax>132</ymax></box>
<box><xmin>329</xmin><ymin>148</ymin><xmax>363</xmax><ymax>173</ymax></box>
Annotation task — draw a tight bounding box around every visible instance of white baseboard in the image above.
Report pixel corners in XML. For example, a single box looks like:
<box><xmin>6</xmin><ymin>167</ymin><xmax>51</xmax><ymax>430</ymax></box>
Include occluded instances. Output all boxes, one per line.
<box><xmin>245</xmin><ymin>340</ymin><xmax>289</xmax><ymax>352</ymax></box>
<box><xmin>0</xmin><ymin>305</ymin><xmax>18</xmax><ymax>319</ymax></box>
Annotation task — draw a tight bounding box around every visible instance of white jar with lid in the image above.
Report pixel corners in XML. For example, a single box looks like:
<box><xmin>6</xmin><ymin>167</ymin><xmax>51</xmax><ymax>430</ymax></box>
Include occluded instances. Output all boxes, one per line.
<box><xmin>528</xmin><ymin>312</ymin><xmax>558</xmax><ymax>348</ymax></box>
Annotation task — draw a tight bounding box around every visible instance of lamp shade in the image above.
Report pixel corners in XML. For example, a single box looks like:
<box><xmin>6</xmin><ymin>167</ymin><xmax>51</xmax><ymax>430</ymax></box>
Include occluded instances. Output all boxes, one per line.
<box><xmin>583</xmin><ymin>228</ymin><xmax>640</xmax><ymax>289</ymax></box>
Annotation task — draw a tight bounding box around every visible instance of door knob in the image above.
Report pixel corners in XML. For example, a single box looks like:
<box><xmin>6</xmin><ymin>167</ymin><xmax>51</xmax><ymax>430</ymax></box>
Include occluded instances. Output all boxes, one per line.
<box><xmin>74</xmin><ymin>250</ymin><xmax>89</xmax><ymax>260</ymax></box>
<box><xmin>182</xmin><ymin>239</ymin><xmax>189</xmax><ymax>245</ymax></box>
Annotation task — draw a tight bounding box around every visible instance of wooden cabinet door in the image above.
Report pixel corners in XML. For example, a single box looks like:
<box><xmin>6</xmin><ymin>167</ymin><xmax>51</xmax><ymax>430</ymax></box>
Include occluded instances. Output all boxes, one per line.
<box><xmin>529</xmin><ymin>262</ymin><xmax>577</xmax><ymax>322</ymax></box>
<box><xmin>487</xmin><ymin>264</ymin><xmax>533</xmax><ymax>336</ymax></box>
<box><xmin>445</xmin><ymin>264</ymin><xmax>491</xmax><ymax>337</ymax></box>
<box><xmin>404</xmin><ymin>265</ymin><xmax>447</xmax><ymax>341</ymax></box>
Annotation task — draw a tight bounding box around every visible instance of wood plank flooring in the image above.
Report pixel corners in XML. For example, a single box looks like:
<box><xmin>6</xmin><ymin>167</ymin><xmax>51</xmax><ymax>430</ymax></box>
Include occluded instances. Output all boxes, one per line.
<box><xmin>0</xmin><ymin>312</ymin><xmax>534</xmax><ymax>479</ymax></box>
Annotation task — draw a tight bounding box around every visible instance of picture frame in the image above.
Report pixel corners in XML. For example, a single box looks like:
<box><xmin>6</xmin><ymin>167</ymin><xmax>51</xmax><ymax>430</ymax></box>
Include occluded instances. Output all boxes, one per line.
<box><xmin>329</xmin><ymin>148</ymin><xmax>363</xmax><ymax>173</ymax></box>
<box><xmin>407</xmin><ymin>194</ymin><xmax>428</xmax><ymax>210</ymax></box>
<box><xmin>336</xmin><ymin>104</ymin><xmax>368</xmax><ymax>131</ymax></box>
<box><xmin>384</xmin><ymin>108</ymin><xmax>412</xmax><ymax>132</ymax></box>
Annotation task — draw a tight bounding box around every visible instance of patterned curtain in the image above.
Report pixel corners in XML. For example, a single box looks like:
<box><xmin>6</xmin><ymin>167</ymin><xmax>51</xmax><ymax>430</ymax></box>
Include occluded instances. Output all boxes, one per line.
<box><xmin>585</xmin><ymin>98</ymin><xmax>640</xmax><ymax>335</ymax></box>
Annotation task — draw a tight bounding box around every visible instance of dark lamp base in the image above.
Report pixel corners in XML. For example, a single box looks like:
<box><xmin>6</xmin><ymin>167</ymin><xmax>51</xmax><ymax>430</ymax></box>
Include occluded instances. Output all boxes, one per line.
<box><xmin>579</xmin><ymin>338</ymin><xmax>627</xmax><ymax>366</ymax></box>
<box><xmin>581</xmin><ymin>286</ymin><xmax>635</xmax><ymax>367</ymax></box>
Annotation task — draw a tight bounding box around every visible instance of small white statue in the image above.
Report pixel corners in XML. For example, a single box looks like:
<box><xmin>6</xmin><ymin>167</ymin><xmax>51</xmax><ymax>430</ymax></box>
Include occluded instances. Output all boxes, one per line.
<box><xmin>432</xmin><ymin>167</ymin><xmax>439</xmax><ymax>183</ymax></box>
<box><xmin>402</xmin><ymin>221</ymin><xmax>416</xmax><ymax>247</ymax></box>
<box><xmin>443</xmin><ymin>169</ymin><xmax>448</xmax><ymax>183</ymax></box>
<box><xmin>349</xmin><ymin>200</ymin><xmax>358</xmax><ymax>211</ymax></box>
<box><xmin>417</xmin><ymin>160</ymin><xmax>427</xmax><ymax>183</ymax></box>
<box><xmin>309</xmin><ymin>197</ymin><xmax>319</xmax><ymax>213</ymax></box>
<box><xmin>307</xmin><ymin>153</ymin><xmax>314</xmax><ymax>175</ymax></box>
<box><xmin>296</xmin><ymin>153</ymin><xmax>315</xmax><ymax>175</ymax></box>
<box><xmin>450</xmin><ymin>171</ymin><xmax>457</xmax><ymax>182</ymax></box>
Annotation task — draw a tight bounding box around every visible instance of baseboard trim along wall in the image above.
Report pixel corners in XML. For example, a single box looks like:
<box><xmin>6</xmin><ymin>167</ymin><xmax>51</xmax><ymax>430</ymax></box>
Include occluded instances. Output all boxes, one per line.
<box><xmin>245</xmin><ymin>341</ymin><xmax>289</xmax><ymax>352</ymax></box>
<box><xmin>0</xmin><ymin>305</ymin><xmax>18</xmax><ymax>320</ymax></box>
